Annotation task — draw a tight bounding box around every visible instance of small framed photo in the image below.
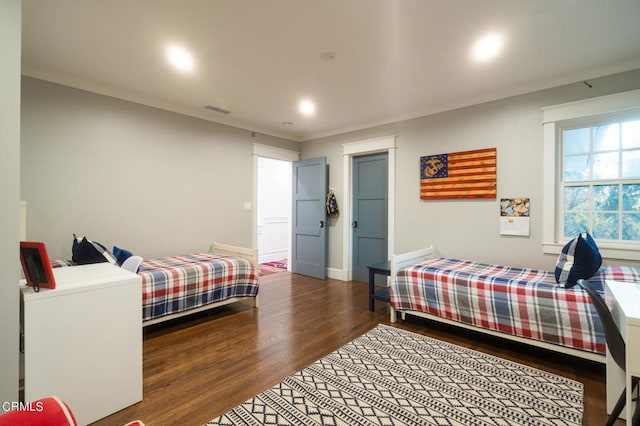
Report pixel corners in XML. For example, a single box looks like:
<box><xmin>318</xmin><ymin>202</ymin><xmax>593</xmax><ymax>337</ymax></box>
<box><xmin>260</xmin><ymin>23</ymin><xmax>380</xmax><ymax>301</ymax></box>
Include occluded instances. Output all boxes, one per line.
<box><xmin>19</xmin><ymin>241</ymin><xmax>56</xmax><ymax>291</ymax></box>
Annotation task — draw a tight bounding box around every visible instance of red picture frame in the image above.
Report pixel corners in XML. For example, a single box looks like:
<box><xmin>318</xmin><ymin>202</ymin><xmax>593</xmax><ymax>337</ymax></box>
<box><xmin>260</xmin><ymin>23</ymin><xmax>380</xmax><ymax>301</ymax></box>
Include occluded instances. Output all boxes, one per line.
<box><xmin>20</xmin><ymin>241</ymin><xmax>56</xmax><ymax>291</ymax></box>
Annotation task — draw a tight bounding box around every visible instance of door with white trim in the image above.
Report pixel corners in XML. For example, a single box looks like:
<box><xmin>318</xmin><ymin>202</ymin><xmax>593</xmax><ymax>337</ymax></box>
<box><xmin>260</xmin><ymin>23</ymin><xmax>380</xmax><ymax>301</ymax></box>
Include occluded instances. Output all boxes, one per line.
<box><xmin>291</xmin><ymin>157</ymin><xmax>327</xmax><ymax>279</ymax></box>
<box><xmin>352</xmin><ymin>153</ymin><xmax>388</xmax><ymax>282</ymax></box>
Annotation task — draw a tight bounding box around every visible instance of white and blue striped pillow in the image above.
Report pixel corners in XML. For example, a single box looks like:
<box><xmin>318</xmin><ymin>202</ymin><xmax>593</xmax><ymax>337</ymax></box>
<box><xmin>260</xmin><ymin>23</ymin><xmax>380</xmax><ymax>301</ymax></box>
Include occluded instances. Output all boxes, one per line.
<box><xmin>554</xmin><ymin>232</ymin><xmax>602</xmax><ymax>288</ymax></box>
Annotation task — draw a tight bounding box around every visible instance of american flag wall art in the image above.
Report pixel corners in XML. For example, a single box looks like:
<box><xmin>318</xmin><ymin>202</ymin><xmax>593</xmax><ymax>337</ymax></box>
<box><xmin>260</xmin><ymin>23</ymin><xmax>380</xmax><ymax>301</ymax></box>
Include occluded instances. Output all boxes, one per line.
<box><xmin>420</xmin><ymin>148</ymin><xmax>497</xmax><ymax>200</ymax></box>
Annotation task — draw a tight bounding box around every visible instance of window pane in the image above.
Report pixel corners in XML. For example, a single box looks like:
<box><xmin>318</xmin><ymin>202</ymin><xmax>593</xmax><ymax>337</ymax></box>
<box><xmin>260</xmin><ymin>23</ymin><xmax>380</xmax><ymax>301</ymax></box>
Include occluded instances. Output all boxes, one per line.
<box><xmin>561</xmin><ymin>116</ymin><xmax>640</xmax><ymax>244</ymax></box>
<box><xmin>622</xmin><ymin>120</ymin><xmax>640</xmax><ymax>149</ymax></box>
<box><xmin>565</xmin><ymin>186</ymin><xmax>590</xmax><ymax>211</ymax></box>
<box><xmin>593</xmin><ymin>185</ymin><xmax>618</xmax><ymax>210</ymax></box>
<box><xmin>564</xmin><ymin>213</ymin><xmax>588</xmax><ymax>238</ymax></box>
<box><xmin>593</xmin><ymin>213</ymin><xmax>618</xmax><ymax>239</ymax></box>
<box><xmin>593</xmin><ymin>152</ymin><xmax>618</xmax><ymax>179</ymax></box>
<box><xmin>593</xmin><ymin>123</ymin><xmax>620</xmax><ymax>151</ymax></box>
<box><xmin>622</xmin><ymin>213</ymin><xmax>640</xmax><ymax>240</ymax></box>
<box><xmin>564</xmin><ymin>128</ymin><xmax>590</xmax><ymax>154</ymax></box>
<box><xmin>623</xmin><ymin>184</ymin><xmax>640</xmax><ymax>211</ymax></box>
<box><xmin>622</xmin><ymin>149</ymin><xmax>640</xmax><ymax>178</ymax></box>
<box><xmin>564</xmin><ymin>155</ymin><xmax>590</xmax><ymax>181</ymax></box>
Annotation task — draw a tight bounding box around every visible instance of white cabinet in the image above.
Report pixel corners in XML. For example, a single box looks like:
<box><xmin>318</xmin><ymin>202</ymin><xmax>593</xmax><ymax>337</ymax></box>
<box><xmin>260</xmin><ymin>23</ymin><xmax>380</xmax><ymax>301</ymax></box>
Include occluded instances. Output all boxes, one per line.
<box><xmin>21</xmin><ymin>263</ymin><xmax>142</xmax><ymax>425</ymax></box>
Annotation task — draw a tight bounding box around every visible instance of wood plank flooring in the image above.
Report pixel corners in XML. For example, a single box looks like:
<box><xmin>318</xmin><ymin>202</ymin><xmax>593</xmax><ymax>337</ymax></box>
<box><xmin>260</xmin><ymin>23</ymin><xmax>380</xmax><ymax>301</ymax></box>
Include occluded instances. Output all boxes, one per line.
<box><xmin>92</xmin><ymin>272</ymin><xmax>617</xmax><ymax>426</ymax></box>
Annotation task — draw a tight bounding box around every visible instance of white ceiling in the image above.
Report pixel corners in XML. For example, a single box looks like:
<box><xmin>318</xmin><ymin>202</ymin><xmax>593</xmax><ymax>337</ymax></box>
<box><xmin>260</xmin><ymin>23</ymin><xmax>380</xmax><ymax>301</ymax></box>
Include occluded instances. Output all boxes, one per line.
<box><xmin>21</xmin><ymin>0</ymin><xmax>640</xmax><ymax>142</ymax></box>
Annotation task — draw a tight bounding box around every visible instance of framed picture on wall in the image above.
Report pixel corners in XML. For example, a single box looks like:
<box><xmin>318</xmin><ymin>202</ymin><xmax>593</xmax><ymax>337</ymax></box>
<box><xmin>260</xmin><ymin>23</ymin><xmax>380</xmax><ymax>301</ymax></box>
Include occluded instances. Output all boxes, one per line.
<box><xmin>420</xmin><ymin>148</ymin><xmax>497</xmax><ymax>200</ymax></box>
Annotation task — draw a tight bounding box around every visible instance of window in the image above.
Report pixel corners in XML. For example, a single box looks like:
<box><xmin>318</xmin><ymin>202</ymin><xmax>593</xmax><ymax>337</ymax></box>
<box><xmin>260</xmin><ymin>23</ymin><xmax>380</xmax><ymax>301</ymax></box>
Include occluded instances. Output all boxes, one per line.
<box><xmin>542</xmin><ymin>89</ymin><xmax>640</xmax><ymax>260</ymax></box>
<box><xmin>561</xmin><ymin>118</ymin><xmax>640</xmax><ymax>241</ymax></box>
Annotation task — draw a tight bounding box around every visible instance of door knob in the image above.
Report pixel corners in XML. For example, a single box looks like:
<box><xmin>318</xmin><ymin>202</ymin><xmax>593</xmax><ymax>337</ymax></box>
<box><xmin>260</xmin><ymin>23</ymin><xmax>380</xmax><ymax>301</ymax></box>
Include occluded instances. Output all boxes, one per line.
<box><xmin>319</xmin><ymin>220</ymin><xmax>325</xmax><ymax>228</ymax></box>
<box><xmin>352</xmin><ymin>221</ymin><xmax>358</xmax><ymax>228</ymax></box>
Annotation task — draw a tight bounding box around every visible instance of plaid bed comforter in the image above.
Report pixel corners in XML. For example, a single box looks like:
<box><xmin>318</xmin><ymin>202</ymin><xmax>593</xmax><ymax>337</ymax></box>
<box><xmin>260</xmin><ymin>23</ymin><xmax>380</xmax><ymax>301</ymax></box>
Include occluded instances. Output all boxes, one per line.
<box><xmin>390</xmin><ymin>258</ymin><xmax>640</xmax><ymax>355</ymax></box>
<box><xmin>139</xmin><ymin>253</ymin><xmax>258</xmax><ymax>321</ymax></box>
<box><xmin>52</xmin><ymin>253</ymin><xmax>258</xmax><ymax>322</ymax></box>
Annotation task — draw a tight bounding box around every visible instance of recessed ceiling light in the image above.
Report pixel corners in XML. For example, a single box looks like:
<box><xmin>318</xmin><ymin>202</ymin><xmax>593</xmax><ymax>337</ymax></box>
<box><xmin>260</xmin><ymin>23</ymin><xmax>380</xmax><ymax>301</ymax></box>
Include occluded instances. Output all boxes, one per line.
<box><xmin>166</xmin><ymin>45</ymin><xmax>195</xmax><ymax>72</ymax></box>
<box><xmin>299</xmin><ymin>99</ymin><xmax>316</xmax><ymax>116</ymax></box>
<box><xmin>472</xmin><ymin>33</ymin><xmax>504</xmax><ymax>62</ymax></box>
<box><xmin>320</xmin><ymin>51</ymin><xmax>336</xmax><ymax>61</ymax></box>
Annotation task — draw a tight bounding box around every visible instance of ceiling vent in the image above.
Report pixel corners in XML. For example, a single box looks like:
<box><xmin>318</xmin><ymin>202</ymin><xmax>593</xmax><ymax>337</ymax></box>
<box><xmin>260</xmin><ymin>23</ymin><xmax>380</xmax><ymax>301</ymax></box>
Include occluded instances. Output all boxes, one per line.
<box><xmin>204</xmin><ymin>105</ymin><xmax>231</xmax><ymax>114</ymax></box>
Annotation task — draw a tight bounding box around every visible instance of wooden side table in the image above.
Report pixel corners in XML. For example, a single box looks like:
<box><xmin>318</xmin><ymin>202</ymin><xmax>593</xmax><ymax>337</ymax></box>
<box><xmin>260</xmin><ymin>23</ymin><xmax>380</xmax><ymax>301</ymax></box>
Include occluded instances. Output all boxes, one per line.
<box><xmin>368</xmin><ymin>260</ymin><xmax>391</xmax><ymax>311</ymax></box>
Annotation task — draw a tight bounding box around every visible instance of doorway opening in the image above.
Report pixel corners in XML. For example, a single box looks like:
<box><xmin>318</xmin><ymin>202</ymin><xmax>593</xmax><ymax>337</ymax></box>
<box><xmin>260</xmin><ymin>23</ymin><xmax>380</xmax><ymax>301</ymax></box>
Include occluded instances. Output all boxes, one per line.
<box><xmin>253</xmin><ymin>143</ymin><xmax>299</xmax><ymax>273</ymax></box>
<box><xmin>257</xmin><ymin>156</ymin><xmax>292</xmax><ymax>268</ymax></box>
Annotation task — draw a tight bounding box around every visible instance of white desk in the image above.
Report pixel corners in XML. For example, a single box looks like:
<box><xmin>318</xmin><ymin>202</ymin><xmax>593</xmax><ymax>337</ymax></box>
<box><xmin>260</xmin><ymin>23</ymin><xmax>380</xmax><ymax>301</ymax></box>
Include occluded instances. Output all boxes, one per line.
<box><xmin>21</xmin><ymin>263</ymin><xmax>142</xmax><ymax>425</ymax></box>
<box><xmin>605</xmin><ymin>280</ymin><xmax>640</xmax><ymax>421</ymax></box>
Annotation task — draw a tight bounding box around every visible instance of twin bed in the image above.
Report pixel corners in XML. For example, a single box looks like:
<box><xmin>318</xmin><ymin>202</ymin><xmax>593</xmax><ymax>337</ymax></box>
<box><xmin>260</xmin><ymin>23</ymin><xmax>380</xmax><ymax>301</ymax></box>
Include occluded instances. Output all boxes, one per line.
<box><xmin>52</xmin><ymin>242</ymin><xmax>259</xmax><ymax>326</ymax></box>
<box><xmin>389</xmin><ymin>246</ymin><xmax>640</xmax><ymax>363</ymax></box>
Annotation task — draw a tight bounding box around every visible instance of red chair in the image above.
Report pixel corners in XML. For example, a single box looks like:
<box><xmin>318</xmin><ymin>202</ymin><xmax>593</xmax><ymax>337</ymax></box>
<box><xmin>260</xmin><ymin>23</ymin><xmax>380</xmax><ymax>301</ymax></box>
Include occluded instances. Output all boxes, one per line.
<box><xmin>0</xmin><ymin>397</ymin><xmax>144</xmax><ymax>426</ymax></box>
<box><xmin>0</xmin><ymin>396</ymin><xmax>77</xmax><ymax>426</ymax></box>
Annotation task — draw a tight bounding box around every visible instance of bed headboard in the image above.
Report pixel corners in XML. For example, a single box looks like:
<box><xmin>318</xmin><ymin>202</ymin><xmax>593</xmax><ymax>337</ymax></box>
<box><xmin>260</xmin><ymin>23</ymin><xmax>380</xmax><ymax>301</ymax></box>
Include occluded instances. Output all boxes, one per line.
<box><xmin>210</xmin><ymin>242</ymin><xmax>259</xmax><ymax>272</ymax></box>
<box><xmin>390</xmin><ymin>246</ymin><xmax>439</xmax><ymax>278</ymax></box>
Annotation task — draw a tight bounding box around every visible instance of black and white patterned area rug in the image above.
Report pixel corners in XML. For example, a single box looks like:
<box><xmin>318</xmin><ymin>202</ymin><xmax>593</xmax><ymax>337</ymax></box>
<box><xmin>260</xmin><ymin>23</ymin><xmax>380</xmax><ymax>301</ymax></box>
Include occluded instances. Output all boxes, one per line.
<box><xmin>205</xmin><ymin>324</ymin><xmax>583</xmax><ymax>425</ymax></box>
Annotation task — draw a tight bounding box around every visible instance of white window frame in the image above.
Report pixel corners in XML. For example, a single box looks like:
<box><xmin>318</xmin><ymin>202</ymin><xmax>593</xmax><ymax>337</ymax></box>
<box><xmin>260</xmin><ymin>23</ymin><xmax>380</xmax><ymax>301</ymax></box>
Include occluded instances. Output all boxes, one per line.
<box><xmin>542</xmin><ymin>89</ymin><xmax>640</xmax><ymax>260</ymax></box>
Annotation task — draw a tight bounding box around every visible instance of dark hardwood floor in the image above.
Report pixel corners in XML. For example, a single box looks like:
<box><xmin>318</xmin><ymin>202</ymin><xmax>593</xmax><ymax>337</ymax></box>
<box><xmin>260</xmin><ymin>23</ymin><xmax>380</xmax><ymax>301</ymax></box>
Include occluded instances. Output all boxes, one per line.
<box><xmin>92</xmin><ymin>272</ymin><xmax>616</xmax><ymax>426</ymax></box>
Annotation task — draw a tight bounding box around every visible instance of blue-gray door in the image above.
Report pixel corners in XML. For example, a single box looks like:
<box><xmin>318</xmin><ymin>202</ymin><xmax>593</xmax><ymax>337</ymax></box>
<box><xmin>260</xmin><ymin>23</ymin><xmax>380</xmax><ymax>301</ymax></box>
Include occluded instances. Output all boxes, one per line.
<box><xmin>352</xmin><ymin>153</ymin><xmax>388</xmax><ymax>283</ymax></box>
<box><xmin>291</xmin><ymin>157</ymin><xmax>327</xmax><ymax>279</ymax></box>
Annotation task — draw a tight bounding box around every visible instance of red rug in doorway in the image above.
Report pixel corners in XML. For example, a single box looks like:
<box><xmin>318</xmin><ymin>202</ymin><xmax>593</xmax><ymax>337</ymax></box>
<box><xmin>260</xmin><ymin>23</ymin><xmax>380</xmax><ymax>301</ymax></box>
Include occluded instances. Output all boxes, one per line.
<box><xmin>259</xmin><ymin>260</ymin><xmax>288</xmax><ymax>276</ymax></box>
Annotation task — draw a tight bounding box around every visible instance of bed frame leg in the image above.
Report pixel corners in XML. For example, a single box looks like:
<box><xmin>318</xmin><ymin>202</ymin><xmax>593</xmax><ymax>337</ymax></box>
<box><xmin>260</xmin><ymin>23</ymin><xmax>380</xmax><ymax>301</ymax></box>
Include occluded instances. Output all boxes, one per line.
<box><xmin>390</xmin><ymin>307</ymin><xmax>397</xmax><ymax>323</ymax></box>
<box><xmin>253</xmin><ymin>295</ymin><xmax>259</xmax><ymax>308</ymax></box>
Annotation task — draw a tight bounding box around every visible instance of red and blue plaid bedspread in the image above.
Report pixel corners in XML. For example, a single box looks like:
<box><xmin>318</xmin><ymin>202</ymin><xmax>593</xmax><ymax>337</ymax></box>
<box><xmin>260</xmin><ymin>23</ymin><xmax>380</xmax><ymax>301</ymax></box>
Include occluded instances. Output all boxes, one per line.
<box><xmin>390</xmin><ymin>258</ymin><xmax>640</xmax><ymax>355</ymax></box>
<box><xmin>52</xmin><ymin>253</ymin><xmax>258</xmax><ymax>321</ymax></box>
<box><xmin>139</xmin><ymin>253</ymin><xmax>258</xmax><ymax>321</ymax></box>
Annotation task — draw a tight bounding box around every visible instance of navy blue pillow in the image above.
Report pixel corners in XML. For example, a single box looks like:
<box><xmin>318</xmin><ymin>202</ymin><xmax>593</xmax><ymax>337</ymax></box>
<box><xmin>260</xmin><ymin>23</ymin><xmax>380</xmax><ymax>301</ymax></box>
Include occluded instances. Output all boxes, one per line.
<box><xmin>71</xmin><ymin>235</ymin><xmax>117</xmax><ymax>265</ymax></box>
<box><xmin>113</xmin><ymin>246</ymin><xmax>133</xmax><ymax>266</ymax></box>
<box><xmin>554</xmin><ymin>232</ymin><xmax>602</xmax><ymax>288</ymax></box>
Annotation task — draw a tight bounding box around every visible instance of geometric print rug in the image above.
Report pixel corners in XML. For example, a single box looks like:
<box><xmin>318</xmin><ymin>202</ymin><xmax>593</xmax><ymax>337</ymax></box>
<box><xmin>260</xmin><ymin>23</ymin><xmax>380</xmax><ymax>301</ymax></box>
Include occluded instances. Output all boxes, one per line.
<box><xmin>205</xmin><ymin>324</ymin><xmax>583</xmax><ymax>425</ymax></box>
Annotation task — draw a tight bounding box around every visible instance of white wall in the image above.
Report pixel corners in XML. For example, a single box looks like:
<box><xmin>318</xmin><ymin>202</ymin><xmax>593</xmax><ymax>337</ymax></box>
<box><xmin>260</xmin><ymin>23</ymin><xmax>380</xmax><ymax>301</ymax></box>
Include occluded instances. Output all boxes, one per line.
<box><xmin>0</xmin><ymin>0</ymin><xmax>21</xmax><ymax>411</ymax></box>
<box><xmin>301</xmin><ymin>68</ymin><xmax>640</xmax><ymax>272</ymax></box>
<box><xmin>257</xmin><ymin>157</ymin><xmax>291</xmax><ymax>263</ymax></box>
<box><xmin>20</xmin><ymin>77</ymin><xmax>298</xmax><ymax>260</ymax></box>
<box><xmin>20</xmin><ymin>68</ymin><xmax>640</xmax><ymax>275</ymax></box>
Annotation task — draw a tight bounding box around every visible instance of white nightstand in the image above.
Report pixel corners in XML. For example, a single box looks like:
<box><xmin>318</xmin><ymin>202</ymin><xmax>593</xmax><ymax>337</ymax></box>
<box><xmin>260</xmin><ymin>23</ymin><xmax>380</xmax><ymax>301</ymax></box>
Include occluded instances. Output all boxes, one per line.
<box><xmin>21</xmin><ymin>263</ymin><xmax>142</xmax><ymax>425</ymax></box>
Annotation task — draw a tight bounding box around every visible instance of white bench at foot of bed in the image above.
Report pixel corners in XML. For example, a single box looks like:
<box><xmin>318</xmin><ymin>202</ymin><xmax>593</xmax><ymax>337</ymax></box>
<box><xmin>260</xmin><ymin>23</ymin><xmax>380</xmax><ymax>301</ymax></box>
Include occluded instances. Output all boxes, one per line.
<box><xmin>388</xmin><ymin>246</ymin><xmax>605</xmax><ymax>364</ymax></box>
<box><xmin>142</xmin><ymin>242</ymin><xmax>259</xmax><ymax>327</ymax></box>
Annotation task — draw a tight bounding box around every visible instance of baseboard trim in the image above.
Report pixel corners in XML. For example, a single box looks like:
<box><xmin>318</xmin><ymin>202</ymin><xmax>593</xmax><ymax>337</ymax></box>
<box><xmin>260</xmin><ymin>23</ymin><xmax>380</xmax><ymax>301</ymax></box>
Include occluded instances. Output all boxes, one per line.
<box><xmin>327</xmin><ymin>267</ymin><xmax>348</xmax><ymax>281</ymax></box>
<box><xmin>259</xmin><ymin>250</ymin><xmax>288</xmax><ymax>264</ymax></box>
